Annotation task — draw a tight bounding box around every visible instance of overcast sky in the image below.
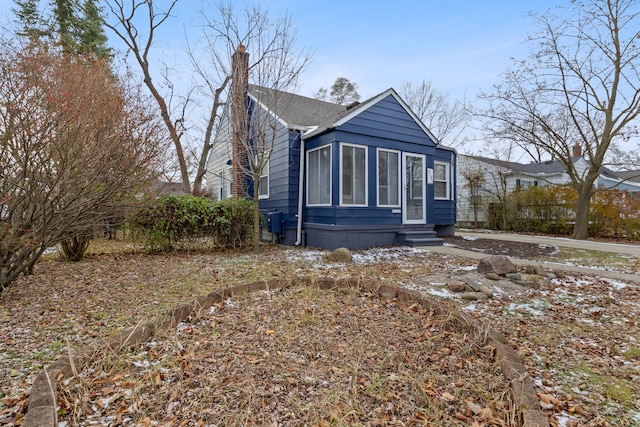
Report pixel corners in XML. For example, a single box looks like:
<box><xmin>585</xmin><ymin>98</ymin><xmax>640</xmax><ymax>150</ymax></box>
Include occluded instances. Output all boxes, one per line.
<box><xmin>0</xmin><ymin>0</ymin><xmax>567</xmax><ymax>154</ymax></box>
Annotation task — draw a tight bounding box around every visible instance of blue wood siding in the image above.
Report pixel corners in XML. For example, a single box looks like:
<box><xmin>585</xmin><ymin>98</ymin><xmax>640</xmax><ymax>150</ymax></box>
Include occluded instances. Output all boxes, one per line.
<box><xmin>257</xmin><ymin>123</ymin><xmax>300</xmax><ymax>232</ymax></box>
<box><xmin>429</xmin><ymin>148</ymin><xmax>457</xmax><ymax>226</ymax></box>
<box><xmin>250</xmin><ymin>90</ymin><xmax>456</xmax><ymax>248</ymax></box>
<box><xmin>302</xmin><ymin>94</ymin><xmax>454</xmax><ymax>228</ymax></box>
<box><xmin>337</xmin><ymin>96</ymin><xmax>437</xmax><ymax>147</ymax></box>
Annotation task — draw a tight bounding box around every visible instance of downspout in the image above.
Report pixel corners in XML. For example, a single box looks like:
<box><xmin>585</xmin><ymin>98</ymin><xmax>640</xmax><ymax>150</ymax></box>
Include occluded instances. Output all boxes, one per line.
<box><xmin>295</xmin><ymin>126</ymin><xmax>317</xmax><ymax>246</ymax></box>
<box><xmin>295</xmin><ymin>135</ymin><xmax>306</xmax><ymax>246</ymax></box>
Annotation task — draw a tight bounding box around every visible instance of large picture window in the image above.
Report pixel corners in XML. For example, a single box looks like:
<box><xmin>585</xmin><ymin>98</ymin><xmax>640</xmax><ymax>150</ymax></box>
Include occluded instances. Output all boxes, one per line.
<box><xmin>434</xmin><ymin>161</ymin><xmax>450</xmax><ymax>200</ymax></box>
<box><xmin>307</xmin><ymin>145</ymin><xmax>331</xmax><ymax>205</ymax></box>
<box><xmin>377</xmin><ymin>149</ymin><xmax>400</xmax><ymax>206</ymax></box>
<box><xmin>341</xmin><ymin>144</ymin><xmax>367</xmax><ymax>206</ymax></box>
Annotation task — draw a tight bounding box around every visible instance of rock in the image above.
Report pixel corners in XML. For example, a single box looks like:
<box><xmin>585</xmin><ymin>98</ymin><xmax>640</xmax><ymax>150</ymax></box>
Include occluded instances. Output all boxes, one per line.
<box><xmin>461</xmin><ymin>292</ymin><xmax>488</xmax><ymax>301</ymax></box>
<box><xmin>325</xmin><ymin>247</ymin><xmax>352</xmax><ymax>262</ymax></box>
<box><xmin>479</xmin><ymin>285</ymin><xmax>494</xmax><ymax>298</ymax></box>
<box><xmin>477</xmin><ymin>255</ymin><xmax>516</xmax><ymax>276</ymax></box>
<box><xmin>521</xmin><ymin>274</ymin><xmax>540</xmax><ymax>285</ymax></box>
<box><xmin>534</xmin><ymin>265</ymin><xmax>547</xmax><ymax>276</ymax></box>
<box><xmin>462</xmin><ymin>279</ymin><xmax>481</xmax><ymax>292</ymax></box>
<box><xmin>505</xmin><ymin>273</ymin><xmax>522</xmax><ymax>281</ymax></box>
<box><xmin>485</xmin><ymin>272</ymin><xmax>501</xmax><ymax>281</ymax></box>
<box><xmin>524</xmin><ymin>264</ymin><xmax>546</xmax><ymax>275</ymax></box>
<box><xmin>447</xmin><ymin>280</ymin><xmax>466</xmax><ymax>293</ymax></box>
<box><xmin>547</xmin><ymin>272</ymin><xmax>558</xmax><ymax>279</ymax></box>
<box><xmin>518</xmin><ymin>279</ymin><xmax>539</xmax><ymax>289</ymax></box>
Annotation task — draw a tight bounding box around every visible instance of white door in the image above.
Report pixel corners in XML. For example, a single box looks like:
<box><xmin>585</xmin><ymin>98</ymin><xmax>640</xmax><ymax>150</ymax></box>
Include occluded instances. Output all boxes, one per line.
<box><xmin>403</xmin><ymin>153</ymin><xmax>426</xmax><ymax>224</ymax></box>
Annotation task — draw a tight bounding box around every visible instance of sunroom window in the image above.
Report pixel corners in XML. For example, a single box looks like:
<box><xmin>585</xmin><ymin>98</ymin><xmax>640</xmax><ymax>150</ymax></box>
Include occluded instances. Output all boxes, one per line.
<box><xmin>307</xmin><ymin>145</ymin><xmax>331</xmax><ymax>205</ymax></box>
<box><xmin>377</xmin><ymin>149</ymin><xmax>400</xmax><ymax>206</ymax></box>
<box><xmin>341</xmin><ymin>144</ymin><xmax>367</xmax><ymax>206</ymax></box>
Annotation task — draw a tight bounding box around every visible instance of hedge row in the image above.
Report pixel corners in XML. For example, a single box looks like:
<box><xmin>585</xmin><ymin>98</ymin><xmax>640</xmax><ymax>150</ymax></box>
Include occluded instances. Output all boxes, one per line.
<box><xmin>129</xmin><ymin>195</ymin><xmax>254</xmax><ymax>252</ymax></box>
<box><xmin>487</xmin><ymin>185</ymin><xmax>640</xmax><ymax>240</ymax></box>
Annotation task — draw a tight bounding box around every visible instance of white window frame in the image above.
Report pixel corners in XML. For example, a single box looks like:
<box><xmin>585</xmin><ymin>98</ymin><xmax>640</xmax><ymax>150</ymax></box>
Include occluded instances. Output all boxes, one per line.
<box><xmin>433</xmin><ymin>161</ymin><xmax>451</xmax><ymax>200</ymax></box>
<box><xmin>258</xmin><ymin>158</ymin><xmax>269</xmax><ymax>199</ymax></box>
<box><xmin>340</xmin><ymin>143</ymin><xmax>368</xmax><ymax>207</ymax></box>
<box><xmin>226</xmin><ymin>166</ymin><xmax>233</xmax><ymax>199</ymax></box>
<box><xmin>306</xmin><ymin>145</ymin><xmax>332</xmax><ymax>206</ymax></box>
<box><xmin>377</xmin><ymin>148</ymin><xmax>401</xmax><ymax>207</ymax></box>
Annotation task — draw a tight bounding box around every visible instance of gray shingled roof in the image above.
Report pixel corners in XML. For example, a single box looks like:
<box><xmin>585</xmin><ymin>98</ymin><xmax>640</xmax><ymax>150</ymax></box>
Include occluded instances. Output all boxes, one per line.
<box><xmin>248</xmin><ymin>85</ymin><xmax>346</xmax><ymax>130</ymax></box>
<box><xmin>617</xmin><ymin>170</ymin><xmax>640</xmax><ymax>183</ymax></box>
<box><xmin>469</xmin><ymin>155</ymin><xmax>628</xmax><ymax>180</ymax></box>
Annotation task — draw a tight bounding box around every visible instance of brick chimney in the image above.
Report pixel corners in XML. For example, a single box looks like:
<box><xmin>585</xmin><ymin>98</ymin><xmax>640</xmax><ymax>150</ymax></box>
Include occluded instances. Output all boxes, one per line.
<box><xmin>231</xmin><ymin>45</ymin><xmax>249</xmax><ymax>197</ymax></box>
<box><xmin>572</xmin><ymin>144</ymin><xmax>582</xmax><ymax>158</ymax></box>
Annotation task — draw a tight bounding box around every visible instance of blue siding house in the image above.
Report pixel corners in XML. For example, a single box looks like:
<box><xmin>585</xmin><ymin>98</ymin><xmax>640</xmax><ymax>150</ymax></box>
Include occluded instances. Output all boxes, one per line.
<box><xmin>205</xmin><ymin>47</ymin><xmax>456</xmax><ymax>250</ymax></box>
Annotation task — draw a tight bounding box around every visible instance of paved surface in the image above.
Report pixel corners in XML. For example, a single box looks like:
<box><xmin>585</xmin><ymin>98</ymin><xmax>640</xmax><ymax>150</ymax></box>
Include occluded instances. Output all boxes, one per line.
<box><xmin>423</xmin><ymin>231</ymin><xmax>640</xmax><ymax>283</ymax></box>
<box><xmin>457</xmin><ymin>231</ymin><xmax>640</xmax><ymax>256</ymax></box>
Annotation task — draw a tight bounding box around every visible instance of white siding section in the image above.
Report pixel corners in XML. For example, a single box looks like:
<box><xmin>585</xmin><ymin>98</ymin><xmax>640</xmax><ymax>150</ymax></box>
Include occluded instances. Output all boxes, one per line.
<box><xmin>204</xmin><ymin>107</ymin><xmax>233</xmax><ymax>200</ymax></box>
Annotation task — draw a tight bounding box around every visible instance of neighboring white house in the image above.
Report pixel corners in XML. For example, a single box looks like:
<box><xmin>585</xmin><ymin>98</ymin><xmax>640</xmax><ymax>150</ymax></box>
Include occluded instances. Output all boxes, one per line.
<box><xmin>457</xmin><ymin>152</ymin><xmax>640</xmax><ymax>226</ymax></box>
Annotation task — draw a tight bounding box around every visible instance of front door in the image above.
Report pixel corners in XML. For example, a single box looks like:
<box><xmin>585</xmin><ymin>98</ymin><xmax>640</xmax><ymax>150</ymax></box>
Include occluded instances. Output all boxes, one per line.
<box><xmin>403</xmin><ymin>153</ymin><xmax>426</xmax><ymax>224</ymax></box>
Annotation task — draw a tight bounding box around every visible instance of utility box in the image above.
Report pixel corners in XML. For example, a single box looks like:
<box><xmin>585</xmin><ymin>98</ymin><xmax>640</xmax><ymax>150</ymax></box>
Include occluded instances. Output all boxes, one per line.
<box><xmin>267</xmin><ymin>211</ymin><xmax>283</xmax><ymax>234</ymax></box>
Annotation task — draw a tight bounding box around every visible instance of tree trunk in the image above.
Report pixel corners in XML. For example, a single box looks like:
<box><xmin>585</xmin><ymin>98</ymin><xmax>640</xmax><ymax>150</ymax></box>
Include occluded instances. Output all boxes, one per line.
<box><xmin>253</xmin><ymin>180</ymin><xmax>261</xmax><ymax>252</ymax></box>
<box><xmin>572</xmin><ymin>185</ymin><xmax>593</xmax><ymax>239</ymax></box>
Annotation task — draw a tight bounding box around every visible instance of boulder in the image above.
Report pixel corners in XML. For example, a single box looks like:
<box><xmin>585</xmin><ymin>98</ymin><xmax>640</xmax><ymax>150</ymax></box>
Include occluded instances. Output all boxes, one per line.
<box><xmin>447</xmin><ymin>280</ymin><xmax>466</xmax><ymax>293</ymax></box>
<box><xmin>477</xmin><ymin>255</ymin><xmax>517</xmax><ymax>276</ymax></box>
<box><xmin>325</xmin><ymin>247</ymin><xmax>352</xmax><ymax>263</ymax></box>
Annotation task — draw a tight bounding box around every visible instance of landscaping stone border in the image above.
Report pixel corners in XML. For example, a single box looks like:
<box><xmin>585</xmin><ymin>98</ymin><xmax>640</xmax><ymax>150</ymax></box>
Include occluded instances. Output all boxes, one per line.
<box><xmin>24</xmin><ymin>276</ymin><xmax>549</xmax><ymax>427</ymax></box>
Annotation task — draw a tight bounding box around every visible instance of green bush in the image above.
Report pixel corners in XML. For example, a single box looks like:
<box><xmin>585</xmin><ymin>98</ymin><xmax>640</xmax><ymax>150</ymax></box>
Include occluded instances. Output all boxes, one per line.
<box><xmin>130</xmin><ymin>195</ymin><xmax>253</xmax><ymax>252</ymax></box>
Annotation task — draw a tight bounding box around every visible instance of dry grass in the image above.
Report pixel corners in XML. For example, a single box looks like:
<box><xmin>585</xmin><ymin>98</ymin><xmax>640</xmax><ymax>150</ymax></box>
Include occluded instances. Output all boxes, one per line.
<box><xmin>57</xmin><ymin>284</ymin><xmax>514</xmax><ymax>426</ymax></box>
<box><xmin>3</xmin><ymin>236</ymin><xmax>640</xmax><ymax>426</ymax></box>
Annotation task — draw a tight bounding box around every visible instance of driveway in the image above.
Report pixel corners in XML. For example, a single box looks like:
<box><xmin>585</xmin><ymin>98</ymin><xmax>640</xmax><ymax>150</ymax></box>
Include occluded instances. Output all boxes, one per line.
<box><xmin>424</xmin><ymin>231</ymin><xmax>640</xmax><ymax>283</ymax></box>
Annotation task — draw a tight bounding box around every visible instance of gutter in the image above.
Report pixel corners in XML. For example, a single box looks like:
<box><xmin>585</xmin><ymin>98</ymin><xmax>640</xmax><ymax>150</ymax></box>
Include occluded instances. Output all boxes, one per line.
<box><xmin>295</xmin><ymin>136</ymin><xmax>305</xmax><ymax>245</ymax></box>
<box><xmin>295</xmin><ymin>126</ymin><xmax>318</xmax><ymax>246</ymax></box>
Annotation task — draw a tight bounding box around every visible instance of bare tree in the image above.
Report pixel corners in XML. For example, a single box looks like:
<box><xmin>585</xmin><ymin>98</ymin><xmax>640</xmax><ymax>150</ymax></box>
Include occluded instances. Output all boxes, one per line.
<box><xmin>399</xmin><ymin>80</ymin><xmax>469</xmax><ymax>148</ymax></box>
<box><xmin>0</xmin><ymin>39</ymin><xmax>164</xmax><ymax>291</ymax></box>
<box><xmin>104</xmin><ymin>0</ymin><xmax>192</xmax><ymax>194</ymax></box>
<box><xmin>187</xmin><ymin>2</ymin><xmax>311</xmax><ymax>196</ymax></box>
<box><xmin>479</xmin><ymin>0</ymin><xmax>640</xmax><ymax>239</ymax></box>
<box><xmin>315</xmin><ymin>77</ymin><xmax>360</xmax><ymax>105</ymax></box>
<box><xmin>220</xmin><ymin>11</ymin><xmax>310</xmax><ymax>251</ymax></box>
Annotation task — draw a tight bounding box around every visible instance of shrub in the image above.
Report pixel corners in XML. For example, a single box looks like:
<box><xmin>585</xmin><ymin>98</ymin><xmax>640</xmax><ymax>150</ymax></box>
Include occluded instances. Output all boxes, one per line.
<box><xmin>495</xmin><ymin>185</ymin><xmax>640</xmax><ymax>238</ymax></box>
<box><xmin>130</xmin><ymin>195</ymin><xmax>253</xmax><ymax>252</ymax></box>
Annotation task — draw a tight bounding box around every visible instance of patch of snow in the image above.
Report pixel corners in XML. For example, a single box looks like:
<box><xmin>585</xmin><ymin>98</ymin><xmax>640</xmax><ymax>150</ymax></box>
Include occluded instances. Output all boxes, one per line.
<box><xmin>423</xmin><ymin>286</ymin><xmax>458</xmax><ymax>299</ymax></box>
<box><xmin>604</xmin><ymin>278</ymin><xmax>629</xmax><ymax>289</ymax></box>
<box><xmin>461</xmin><ymin>303</ymin><xmax>478</xmax><ymax>312</ymax></box>
<box><xmin>555</xmin><ymin>413</ymin><xmax>576</xmax><ymax>427</ymax></box>
<box><xmin>504</xmin><ymin>300</ymin><xmax>550</xmax><ymax>317</ymax></box>
<box><xmin>456</xmin><ymin>265</ymin><xmax>477</xmax><ymax>271</ymax></box>
<box><xmin>462</xmin><ymin>235</ymin><xmax>478</xmax><ymax>241</ymax></box>
<box><xmin>352</xmin><ymin>246</ymin><xmax>425</xmax><ymax>264</ymax></box>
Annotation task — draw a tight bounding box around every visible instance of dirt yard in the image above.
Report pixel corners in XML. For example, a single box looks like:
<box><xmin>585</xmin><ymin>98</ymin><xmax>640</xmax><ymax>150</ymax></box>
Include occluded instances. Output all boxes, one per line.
<box><xmin>1</xmin><ymin>238</ymin><xmax>639</xmax><ymax>426</ymax></box>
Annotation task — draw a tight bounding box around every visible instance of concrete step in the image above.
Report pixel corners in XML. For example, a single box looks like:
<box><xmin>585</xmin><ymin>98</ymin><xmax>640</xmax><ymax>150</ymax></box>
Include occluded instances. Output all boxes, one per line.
<box><xmin>402</xmin><ymin>237</ymin><xmax>444</xmax><ymax>247</ymax></box>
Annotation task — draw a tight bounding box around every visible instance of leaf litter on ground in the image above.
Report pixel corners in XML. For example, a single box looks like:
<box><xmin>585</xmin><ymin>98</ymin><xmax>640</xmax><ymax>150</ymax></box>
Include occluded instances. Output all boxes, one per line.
<box><xmin>0</xmin><ymin>237</ymin><xmax>639</xmax><ymax>426</ymax></box>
